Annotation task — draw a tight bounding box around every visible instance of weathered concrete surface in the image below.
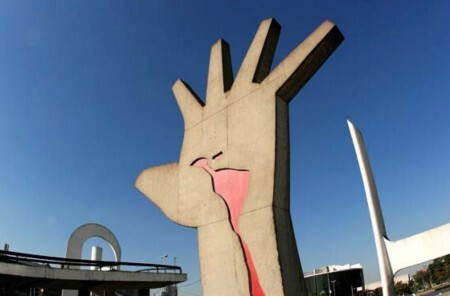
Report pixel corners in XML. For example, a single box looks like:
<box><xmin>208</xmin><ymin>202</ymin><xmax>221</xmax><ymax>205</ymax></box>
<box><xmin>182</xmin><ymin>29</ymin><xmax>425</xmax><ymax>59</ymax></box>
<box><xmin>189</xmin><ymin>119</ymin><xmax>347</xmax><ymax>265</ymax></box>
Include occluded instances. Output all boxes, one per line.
<box><xmin>348</xmin><ymin>120</ymin><xmax>450</xmax><ymax>296</ymax></box>
<box><xmin>136</xmin><ymin>18</ymin><xmax>343</xmax><ymax>296</ymax></box>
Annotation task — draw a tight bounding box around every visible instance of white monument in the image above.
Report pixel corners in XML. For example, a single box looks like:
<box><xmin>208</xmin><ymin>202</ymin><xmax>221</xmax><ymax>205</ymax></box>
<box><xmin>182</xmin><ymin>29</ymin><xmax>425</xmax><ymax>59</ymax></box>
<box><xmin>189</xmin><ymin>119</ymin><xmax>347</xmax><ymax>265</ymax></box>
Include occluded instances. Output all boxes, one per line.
<box><xmin>348</xmin><ymin>120</ymin><xmax>450</xmax><ymax>295</ymax></box>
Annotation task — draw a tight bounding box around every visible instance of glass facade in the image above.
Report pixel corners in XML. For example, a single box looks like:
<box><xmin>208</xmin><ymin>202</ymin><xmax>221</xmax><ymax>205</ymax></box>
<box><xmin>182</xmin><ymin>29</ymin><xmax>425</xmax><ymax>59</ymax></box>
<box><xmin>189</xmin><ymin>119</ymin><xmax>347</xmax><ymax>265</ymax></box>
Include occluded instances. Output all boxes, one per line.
<box><xmin>305</xmin><ymin>267</ymin><xmax>365</xmax><ymax>296</ymax></box>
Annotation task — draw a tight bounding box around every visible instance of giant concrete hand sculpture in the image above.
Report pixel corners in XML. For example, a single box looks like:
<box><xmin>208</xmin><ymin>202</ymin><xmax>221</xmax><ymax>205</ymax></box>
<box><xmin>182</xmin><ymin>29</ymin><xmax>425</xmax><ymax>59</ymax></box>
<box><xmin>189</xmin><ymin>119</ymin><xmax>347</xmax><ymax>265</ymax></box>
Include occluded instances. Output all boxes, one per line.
<box><xmin>136</xmin><ymin>18</ymin><xmax>343</xmax><ymax>296</ymax></box>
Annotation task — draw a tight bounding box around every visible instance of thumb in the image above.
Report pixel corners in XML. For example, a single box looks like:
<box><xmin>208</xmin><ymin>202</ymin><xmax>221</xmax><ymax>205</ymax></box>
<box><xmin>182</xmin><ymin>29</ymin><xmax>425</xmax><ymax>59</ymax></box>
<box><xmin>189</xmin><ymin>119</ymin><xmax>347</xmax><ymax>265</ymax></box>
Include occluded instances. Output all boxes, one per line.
<box><xmin>135</xmin><ymin>162</ymin><xmax>179</xmax><ymax>223</ymax></box>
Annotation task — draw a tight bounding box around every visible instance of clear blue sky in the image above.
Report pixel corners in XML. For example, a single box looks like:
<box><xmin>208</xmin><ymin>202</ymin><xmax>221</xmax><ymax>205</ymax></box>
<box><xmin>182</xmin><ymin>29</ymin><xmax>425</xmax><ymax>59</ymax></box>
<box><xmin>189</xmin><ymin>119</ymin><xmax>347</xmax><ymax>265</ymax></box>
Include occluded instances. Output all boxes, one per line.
<box><xmin>0</xmin><ymin>1</ymin><xmax>449</xmax><ymax>295</ymax></box>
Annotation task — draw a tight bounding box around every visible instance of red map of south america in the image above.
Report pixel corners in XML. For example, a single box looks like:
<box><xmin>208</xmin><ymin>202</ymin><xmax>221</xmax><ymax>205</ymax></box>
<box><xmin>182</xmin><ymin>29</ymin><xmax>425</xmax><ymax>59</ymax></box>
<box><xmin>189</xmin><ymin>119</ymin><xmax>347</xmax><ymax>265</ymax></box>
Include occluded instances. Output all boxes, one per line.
<box><xmin>192</xmin><ymin>157</ymin><xmax>265</xmax><ymax>296</ymax></box>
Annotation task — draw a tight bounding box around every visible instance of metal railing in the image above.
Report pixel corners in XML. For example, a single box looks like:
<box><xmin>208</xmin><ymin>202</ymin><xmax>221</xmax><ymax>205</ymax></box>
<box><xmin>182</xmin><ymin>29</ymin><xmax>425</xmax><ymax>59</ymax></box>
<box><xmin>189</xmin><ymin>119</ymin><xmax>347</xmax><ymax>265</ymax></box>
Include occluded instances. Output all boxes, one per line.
<box><xmin>0</xmin><ymin>250</ymin><xmax>182</xmax><ymax>274</ymax></box>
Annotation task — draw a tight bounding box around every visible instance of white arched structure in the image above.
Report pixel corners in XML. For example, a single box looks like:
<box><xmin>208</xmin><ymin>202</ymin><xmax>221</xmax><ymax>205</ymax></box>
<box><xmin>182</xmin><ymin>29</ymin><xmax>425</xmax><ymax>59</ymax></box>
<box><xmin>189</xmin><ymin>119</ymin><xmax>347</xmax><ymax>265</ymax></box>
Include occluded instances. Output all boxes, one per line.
<box><xmin>66</xmin><ymin>223</ymin><xmax>122</xmax><ymax>265</ymax></box>
<box><xmin>348</xmin><ymin>120</ymin><xmax>450</xmax><ymax>296</ymax></box>
<box><xmin>62</xmin><ymin>223</ymin><xmax>122</xmax><ymax>296</ymax></box>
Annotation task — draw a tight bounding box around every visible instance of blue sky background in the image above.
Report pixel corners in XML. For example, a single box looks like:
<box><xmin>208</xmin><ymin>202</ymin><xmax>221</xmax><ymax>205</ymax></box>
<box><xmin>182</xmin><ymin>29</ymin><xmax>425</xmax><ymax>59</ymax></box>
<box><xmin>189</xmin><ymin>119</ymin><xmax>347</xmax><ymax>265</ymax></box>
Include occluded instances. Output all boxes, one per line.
<box><xmin>0</xmin><ymin>1</ymin><xmax>449</xmax><ymax>295</ymax></box>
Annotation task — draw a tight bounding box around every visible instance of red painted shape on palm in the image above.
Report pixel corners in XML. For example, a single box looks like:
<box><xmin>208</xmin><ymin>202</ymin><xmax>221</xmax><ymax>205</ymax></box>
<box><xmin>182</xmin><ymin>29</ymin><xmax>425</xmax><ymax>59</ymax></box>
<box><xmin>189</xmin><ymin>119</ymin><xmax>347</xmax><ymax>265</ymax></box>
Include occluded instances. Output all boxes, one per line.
<box><xmin>192</xmin><ymin>158</ymin><xmax>265</xmax><ymax>296</ymax></box>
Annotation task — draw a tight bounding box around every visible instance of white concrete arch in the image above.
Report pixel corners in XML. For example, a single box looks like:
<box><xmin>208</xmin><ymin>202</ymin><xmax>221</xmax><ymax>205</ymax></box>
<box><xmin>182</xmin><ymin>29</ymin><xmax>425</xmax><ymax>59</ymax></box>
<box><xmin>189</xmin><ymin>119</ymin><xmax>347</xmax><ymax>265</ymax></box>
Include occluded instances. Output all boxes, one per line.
<box><xmin>65</xmin><ymin>223</ymin><xmax>122</xmax><ymax>268</ymax></box>
<box><xmin>348</xmin><ymin>120</ymin><xmax>450</xmax><ymax>296</ymax></box>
